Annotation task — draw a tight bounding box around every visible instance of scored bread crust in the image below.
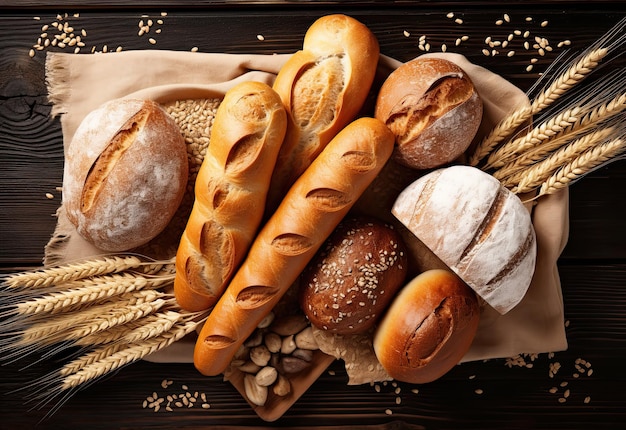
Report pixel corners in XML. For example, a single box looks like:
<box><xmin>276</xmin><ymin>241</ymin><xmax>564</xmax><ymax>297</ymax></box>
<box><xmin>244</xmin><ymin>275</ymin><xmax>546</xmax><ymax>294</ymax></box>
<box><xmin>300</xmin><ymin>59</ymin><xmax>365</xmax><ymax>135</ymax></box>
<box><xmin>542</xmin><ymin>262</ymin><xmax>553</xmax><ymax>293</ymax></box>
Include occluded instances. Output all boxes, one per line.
<box><xmin>391</xmin><ymin>165</ymin><xmax>537</xmax><ymax>314</ymax></box>
<box><xmin>63</xmin><ymin>99</ymin><xmax>188</xmax><ymax>252</ymax></box>
<box><xmin>174</xmin><ymin>81</ymin><xmax>287</xmax><ymax>312</ymax></box>
<box><xmin>375</xmin><ymin>57</ymin><xmax>483</xmax><ymax>170</ymax></box>
<box><xmin>193</xmin><ymin>117</ymin><xmax>394</xmax><ymax>376</ymax></box>
<box><xmin>373</xmin><ymin>269</ymin><xmax>480</xmax><ymax>384</ymax></box>
<box><xmin>265</xmin><ymin>14</ymin><xmax>380</xmax><ymax>213</ymax></box>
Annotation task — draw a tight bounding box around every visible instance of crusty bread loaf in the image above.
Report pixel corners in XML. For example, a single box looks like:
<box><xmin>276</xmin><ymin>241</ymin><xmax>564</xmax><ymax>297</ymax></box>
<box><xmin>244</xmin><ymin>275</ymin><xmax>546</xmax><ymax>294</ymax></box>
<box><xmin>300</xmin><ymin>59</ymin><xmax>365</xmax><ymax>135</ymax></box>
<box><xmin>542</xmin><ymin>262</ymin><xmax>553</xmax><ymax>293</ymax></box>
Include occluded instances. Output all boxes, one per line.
<box><xmin>373</xmin><ymin>269</ymin><xmax>480</xmax><ymax>384</ymax></box>
<box><xmin>174</xmin><ymin>81</ymin><xmax>287</xmax><ymax>312</ymax></box>
<box><xmin>375</xmin><ymin>57</ymin><xmax>483</xmax><ymax>170</ymax></box>
<box><xmin>299</xmin><ymin>216</ymin><xmax>408</xmax><ymax>334</ymax></box>
<box><xmin>391</xmin><ymin>165</ymin><xmax>536</xmax><ymax>314</ymax></box>
<box><xmin>265</xmin><ymin>14</ymin><xmax>380</xmax><ymax>214</ymax></box>
<box><xmin>193</xmin><ymin>117</ymin><xmax>395</xmax><ymax>376</ymax></box>
<box><xmin>63</xmin><ymin>98</ymin><xmax>188</xmax><ymax>252</ymax></box>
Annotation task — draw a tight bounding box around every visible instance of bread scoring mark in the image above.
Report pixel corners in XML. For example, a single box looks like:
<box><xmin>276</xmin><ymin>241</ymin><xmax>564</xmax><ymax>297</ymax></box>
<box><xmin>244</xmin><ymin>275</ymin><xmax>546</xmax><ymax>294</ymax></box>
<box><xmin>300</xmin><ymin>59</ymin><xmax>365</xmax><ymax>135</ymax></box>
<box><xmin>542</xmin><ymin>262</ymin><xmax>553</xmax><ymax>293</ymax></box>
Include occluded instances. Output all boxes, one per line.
<box><xmin>203</xmin><ymin>334</ymin><xmax>237</xmax><ymax>349</ymax></box>
<box><xmin>271</xmin><ymin>233</ymin><xmax>314</xmax><ymax>256</ymax></box>
<box><xmin>292</xmin><ymin>54</ymin><xmax>344</xmax><ymax>132</ymax></box>
<box><xmin>80</xmin><ymin>108</ymin><xmax>150</xmax><ymax>213</ymax></box>
<box><xmin>236</xmin><ymin>285</ymin><xmax>280</xmax><ymax>309</ymax></box>
<box><xmin>386</xmin><ymin>75</ymin><xmax>471</xmax><ymax>146</ymax></box>
<box><xmin>198</xmin><ymin>219</ymin><xmax>234</xmax><ymax>291</ymax></box>
<box><xmin>340</xmin><ymin>150</ymin><xmax>376</xmax><ymax>172</ymax></box>
<box><xmin>403</xmin><ymin>297</ymin><xmax>454</xmax><ymax>367</ymax></box>
<box><xmin>484</xmin><ymin>228</ymin><xmax>535</xmax><ymax>291</ymax></box>
<box><xmin>231</xmin><ymin>92</ymin><xmax>268</xmax><ymax>123</ymax></box>
<box><xmin>305</xmin><ymin>188</ymin><xmax>351</xmax><ymax>211</ymax></box>
<box><xmin>211</xmin><ymin>181</ymin><xmax>230</xmax><ymax>211</ymax></box>
<box><xmin>457</xmin><ymin>187</ymin><xmax>508</xmax><ymax>271</ymax></box>
<box><xmin>407</xmin><ymin>169</ymin><xmax>442</xmax><ymax>232</ymax></box>
<box><xmin>224</xmin><ymin>132</ymin><xmax>265</xmax><ymax>175</ymax></box>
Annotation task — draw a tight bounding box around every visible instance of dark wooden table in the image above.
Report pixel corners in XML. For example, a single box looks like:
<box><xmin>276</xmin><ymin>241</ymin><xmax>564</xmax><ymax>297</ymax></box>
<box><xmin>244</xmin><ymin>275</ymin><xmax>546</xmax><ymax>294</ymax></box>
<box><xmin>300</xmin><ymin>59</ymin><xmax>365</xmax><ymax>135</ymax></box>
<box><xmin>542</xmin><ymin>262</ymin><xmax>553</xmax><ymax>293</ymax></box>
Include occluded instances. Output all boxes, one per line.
<box><xmin>1</xmin><ymin>2</ymin><xmax>625</xmax><ymax>429</ymax></box>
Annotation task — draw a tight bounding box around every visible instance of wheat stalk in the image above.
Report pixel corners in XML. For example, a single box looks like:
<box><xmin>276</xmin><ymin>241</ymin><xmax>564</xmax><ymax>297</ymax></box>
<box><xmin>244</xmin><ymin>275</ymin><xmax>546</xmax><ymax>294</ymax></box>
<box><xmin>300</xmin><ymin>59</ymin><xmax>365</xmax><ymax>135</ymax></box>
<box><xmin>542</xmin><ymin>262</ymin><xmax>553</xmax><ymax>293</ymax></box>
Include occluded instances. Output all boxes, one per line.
<box><xmin>61</xmin><ymin>320</ymin><xmax>200</xmax><ymax>390</ymax></box>
<box><xmin>506</xmin><ymin>127</ymin><xmax>619</xmax><ymax>193</ymax></box>
<box><xmin>537</xmin><ymin>138</ymin><xmax>626</xmax><ymax>197</ymax></box>
<box><xmin>2</xmin><ymin>255</ymin><xmax>145</xmax><ymax>289</ymax></box>
<box><xmin>469</xmin><ymin>47</ymin><xmax>608</xmax><ymax>167</ymax></box>
<box><xmin>13</xmin><ymin>272</ymin><xmax>174</xmax><ymax>316</ymax></box>
<box><xmin>74</xmin><ymin>310</ymin><xmax>182</xmax><ymax>346</ymax></box>
<box><xmin>485</xmin><ymin>106</ymin><xmax>583</xmax><ymax>170</ymax></box>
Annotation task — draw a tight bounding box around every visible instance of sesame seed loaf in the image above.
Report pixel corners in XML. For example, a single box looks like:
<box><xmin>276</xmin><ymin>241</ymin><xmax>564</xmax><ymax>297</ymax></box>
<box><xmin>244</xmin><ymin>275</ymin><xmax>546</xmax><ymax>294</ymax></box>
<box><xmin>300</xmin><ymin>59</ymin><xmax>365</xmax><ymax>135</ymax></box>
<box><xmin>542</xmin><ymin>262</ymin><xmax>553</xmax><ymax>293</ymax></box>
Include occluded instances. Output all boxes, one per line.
<box><xmin>174</xmin><ymin>81</ymin><xmax>287</xmax><ymax>312</ymax></box>
<box><xmin>391</xmin><ymin>165</ymin><xmax>537</xmax><ymax>314</ymax></box>
<box><xmin>299</xmin><ymin>216</ymin><xmax>408</xmax><ymax>335</ymax></box>
<box><xmin>375</xmin><ymin>57</ymin><xmax>483</xmax><ymax>170</ymax></box>
<box><xmin>62</xmin><ymin>98</ymin><xmax>188</xmax><ymax>252</ymax></box>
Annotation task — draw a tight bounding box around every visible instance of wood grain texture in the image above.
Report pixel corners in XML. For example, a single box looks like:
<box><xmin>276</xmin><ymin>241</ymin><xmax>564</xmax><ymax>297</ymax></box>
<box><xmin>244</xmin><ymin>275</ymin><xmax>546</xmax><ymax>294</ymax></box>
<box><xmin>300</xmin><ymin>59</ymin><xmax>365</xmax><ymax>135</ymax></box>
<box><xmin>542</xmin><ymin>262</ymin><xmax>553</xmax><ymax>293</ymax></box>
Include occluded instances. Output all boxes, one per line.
<box><xmin>1</xmin><ymin>3</ymin><xmax>625</xmax><ymax>428</ymax></box>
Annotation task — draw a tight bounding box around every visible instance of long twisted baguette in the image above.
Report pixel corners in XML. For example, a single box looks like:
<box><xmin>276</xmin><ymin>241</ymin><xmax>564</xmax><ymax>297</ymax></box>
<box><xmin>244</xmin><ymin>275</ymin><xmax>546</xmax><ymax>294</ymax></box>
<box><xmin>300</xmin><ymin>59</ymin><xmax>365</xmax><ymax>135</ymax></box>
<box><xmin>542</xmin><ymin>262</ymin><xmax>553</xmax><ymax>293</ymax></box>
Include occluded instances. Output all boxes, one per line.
<box><xmin>174</xmin><ymin>81</ymin><xmax>287</xmax><ymax>312</ymax></box>
<box><xmin>194</xmin><ymin>117</ymin><xmax>394</xmax><ymax>376</ymax></box>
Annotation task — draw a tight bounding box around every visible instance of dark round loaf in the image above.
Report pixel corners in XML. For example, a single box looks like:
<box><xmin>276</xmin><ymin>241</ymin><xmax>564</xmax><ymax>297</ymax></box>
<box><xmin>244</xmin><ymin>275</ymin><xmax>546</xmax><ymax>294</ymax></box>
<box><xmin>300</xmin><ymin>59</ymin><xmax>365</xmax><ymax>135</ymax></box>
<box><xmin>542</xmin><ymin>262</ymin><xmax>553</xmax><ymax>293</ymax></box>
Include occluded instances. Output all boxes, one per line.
<box><xmin>63</xmin><ymin>98</ymin><xmax>188</xmax><ymax>252</ymax></box>
<box><xmin>373</xmin><ymin>269</ymin><xmax>480</xmax><ymax>384</ymax></box>
<box><xmin>375</xmin><ymin>57</ymin><xmax>483</xmax><ymax>170</ymax></box>
<box><xmin>299</xmin><ymin>216</ymin><xmax>408</xmax><ymax>335</ymax></box>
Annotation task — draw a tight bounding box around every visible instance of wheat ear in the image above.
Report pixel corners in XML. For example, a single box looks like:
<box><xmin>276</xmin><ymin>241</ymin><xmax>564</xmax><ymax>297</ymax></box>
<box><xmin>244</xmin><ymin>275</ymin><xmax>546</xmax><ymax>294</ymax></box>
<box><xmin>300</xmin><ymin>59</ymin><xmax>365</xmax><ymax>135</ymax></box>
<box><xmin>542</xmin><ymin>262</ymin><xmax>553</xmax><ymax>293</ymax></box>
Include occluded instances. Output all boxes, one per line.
<box><xmin>506</xmin><ymin>127</ymin><xmax>619</xmax><ymax>193</ymax></box>
<box><xmin>61</xmin><ymin>320</ymin><xmax>200</xmax><ymax>390</ymax></box>
<box><xmin>13</xmin><ymin>272</ymin><xmax>174</xmax><ymax>316</ymax></box>
<box><xmin>1</xmin><ymin>255</ymin><xmax>146</xmax><ymax>289</ymax></box>
<box><xmin>537</xmin><ymin>138</ymin><xmax>626</xmax><ymax>197</ymax></box>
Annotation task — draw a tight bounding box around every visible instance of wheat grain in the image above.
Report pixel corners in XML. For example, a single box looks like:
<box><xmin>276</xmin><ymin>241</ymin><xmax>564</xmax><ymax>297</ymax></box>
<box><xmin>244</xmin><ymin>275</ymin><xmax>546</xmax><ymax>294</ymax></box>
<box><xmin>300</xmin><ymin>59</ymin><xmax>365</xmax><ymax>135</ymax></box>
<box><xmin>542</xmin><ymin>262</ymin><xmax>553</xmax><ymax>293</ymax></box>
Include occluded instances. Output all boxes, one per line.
<box><xmin>61</xmin><ymin>321</ymin><xmax>199</xmax><ymax>390</ymax></box>
<box><xmin>3</xmin><ymin>255</ymin><xmax>144</xmax><ymax>289</ymax></box>
<box><xmin>538</xmin><ymin>138</ymin><xmax>626</xmax><ymax>197</ymax></box>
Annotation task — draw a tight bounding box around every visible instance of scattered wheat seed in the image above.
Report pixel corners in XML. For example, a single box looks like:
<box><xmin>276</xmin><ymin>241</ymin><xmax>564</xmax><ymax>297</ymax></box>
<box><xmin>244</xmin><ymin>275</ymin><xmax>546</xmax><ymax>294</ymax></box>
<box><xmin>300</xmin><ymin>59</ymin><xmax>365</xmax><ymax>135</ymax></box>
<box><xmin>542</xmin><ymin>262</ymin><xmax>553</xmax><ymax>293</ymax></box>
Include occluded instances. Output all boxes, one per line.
<box><xmin>475</xmin><ymin>389</ymin><xmax>484</xmax><ymax>395</ymax></box>
<box><xmin>482</xmin><ymin>48</ymin><xmax>490</xmax><ymax>56</ymax></box>
<box><xmin>34</xmin><ymin>16</ymin><xmax>41</xmax><ymax>20</ymax></box>
<box><xmin>447</xmin><ymin>12</ymin><xmax>454</xmax><ymax>18</ymax></box>
<box><xmin>507</xmin><ymin>50</ymin><xmax>515</xmax><ymax>57</ymax></box>
<box><xmin>541</xmin><ymin>20</ymin><xmax>549</xmax><ymax>27</ymax></box>
<box><xmin>441</xmin><ymin>43</ymin><xmax>447</xmax><ymax>52</ymax></box>
<box><xmin>455</xmin><ymin>18</ymin><xmax>464</xmax><ymax>25</ymax></box>
<box><xmin>29</xmin><ymin>49</ymin><xmax>35</xmax><ymax>57</ymax></box>
<box><xmin>549</xmin><ymin>387</ymin><xmax>558</xmax><ymax>394</ymax></box>
<box><xmin>191</xmin><ymin>46</ymin><xmax>198</xmax><ymax>52</ymax></box>
<box><xmin>385</xmin><ymin>409</ymin><xmax>393</xmax><ymax>415</ymax></box>
<box><xmin>584</xmin><ymin>396</ymin><xmax>591</xmax><ymax>404</ymax></box>
<box><xmin>496</xmin><ymin>19</ymin><xmax>504</xmax><ymax>26</ymax></box>
<box><xmin>257</xmin><ymin>34</ymin><xmax>265</xmax><ymax>41</ymax></box>
<box><xmin>558</xmin><ymin>397</ymin><xmax>567</xmax><ymax>403</ymax></box>
<box><xmin>161</xmin><ymin>12</ymin><xmax>168</xmax><ymax>16</ymax></box>
<box><xmin>504</xmin><ymin>13</ymin><xmax>511</xmax><ymax>23</ymax></box>
<box><xmin>403</xmin><ymin>30</ymin><xmax>410</xmax><ymax>37</ymax></box>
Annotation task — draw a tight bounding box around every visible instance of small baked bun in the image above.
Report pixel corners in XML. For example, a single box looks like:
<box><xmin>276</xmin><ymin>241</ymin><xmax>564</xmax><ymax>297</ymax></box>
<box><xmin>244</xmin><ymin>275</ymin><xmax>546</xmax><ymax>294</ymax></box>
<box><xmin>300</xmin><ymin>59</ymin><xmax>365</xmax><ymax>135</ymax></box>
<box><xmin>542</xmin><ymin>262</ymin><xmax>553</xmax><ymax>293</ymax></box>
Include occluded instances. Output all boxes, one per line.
<box><xmin>63</xmin><ymin>98</ymin><xmax>188</xmax><ymax>252</ymax></box>
<box><xmin>299</xmin><ymin>216</ymin><xmax>408</xmax><ymax>335</ymax></box>
<box><xmin>375</xmin><ymin>57</ymin><xmax>483</xmax><ymax>170</ymax></box>
<box><xmin>373</xmin><ymin>269</ymin><xmax>480</xmax><ymax>384</ymax></box>
<box><xmin>391</xmin><ymin>165</ymin><xmax>536</xmax><ymax>314</ymax></box>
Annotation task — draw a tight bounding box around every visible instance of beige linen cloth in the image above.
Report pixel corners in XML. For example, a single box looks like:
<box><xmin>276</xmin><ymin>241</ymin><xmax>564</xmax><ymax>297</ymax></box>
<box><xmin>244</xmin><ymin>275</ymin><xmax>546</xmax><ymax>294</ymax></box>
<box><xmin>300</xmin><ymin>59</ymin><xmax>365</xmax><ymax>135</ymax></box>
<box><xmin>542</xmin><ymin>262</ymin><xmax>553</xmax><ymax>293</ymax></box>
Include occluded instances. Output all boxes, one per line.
<box><xmin>44</xmin><ymin>49</ymin><xmax>568</xmax><ymax>365</ymax></box>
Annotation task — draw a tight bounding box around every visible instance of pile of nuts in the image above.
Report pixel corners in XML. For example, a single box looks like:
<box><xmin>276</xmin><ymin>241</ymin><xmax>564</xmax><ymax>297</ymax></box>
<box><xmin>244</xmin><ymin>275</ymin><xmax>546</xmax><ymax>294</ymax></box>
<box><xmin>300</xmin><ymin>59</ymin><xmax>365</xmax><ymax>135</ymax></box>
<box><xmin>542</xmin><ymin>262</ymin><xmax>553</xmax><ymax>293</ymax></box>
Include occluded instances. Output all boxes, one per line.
<box><xmin>229</xmin><ymin>312</ymin><xmax>320</xmax><ymax>406</ymax></box>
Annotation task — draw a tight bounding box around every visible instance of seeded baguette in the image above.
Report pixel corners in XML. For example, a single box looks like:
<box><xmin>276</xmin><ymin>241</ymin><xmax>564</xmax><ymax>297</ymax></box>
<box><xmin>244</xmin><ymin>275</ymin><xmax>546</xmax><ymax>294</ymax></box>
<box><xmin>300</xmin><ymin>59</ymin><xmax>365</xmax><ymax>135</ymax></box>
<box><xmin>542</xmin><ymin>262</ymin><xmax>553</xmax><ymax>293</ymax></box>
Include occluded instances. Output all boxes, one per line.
<box><xmin>174</xmin><ymin>81</ymin><xmax>287</xmax><ymax>312</ymax></box>
<box><xmin>265</xmin><ymin>14</ymin><xmax>380</xmax><ymax>213</ymax></box>
<box><xmin>194</xmin><ymin>117</ymin><xmax>394</xmax><ymax>376</ymax></box>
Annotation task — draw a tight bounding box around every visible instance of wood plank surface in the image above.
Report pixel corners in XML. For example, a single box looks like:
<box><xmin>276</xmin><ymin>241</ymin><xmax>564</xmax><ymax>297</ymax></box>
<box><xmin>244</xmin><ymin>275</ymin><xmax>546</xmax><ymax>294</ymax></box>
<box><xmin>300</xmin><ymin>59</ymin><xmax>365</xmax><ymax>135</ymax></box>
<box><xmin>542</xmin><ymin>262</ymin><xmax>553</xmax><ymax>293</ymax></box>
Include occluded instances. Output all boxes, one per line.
<box><xmin>1</xmin><ymin>3</ymin><xmax>625</xmax><ymax>429</ymax></box>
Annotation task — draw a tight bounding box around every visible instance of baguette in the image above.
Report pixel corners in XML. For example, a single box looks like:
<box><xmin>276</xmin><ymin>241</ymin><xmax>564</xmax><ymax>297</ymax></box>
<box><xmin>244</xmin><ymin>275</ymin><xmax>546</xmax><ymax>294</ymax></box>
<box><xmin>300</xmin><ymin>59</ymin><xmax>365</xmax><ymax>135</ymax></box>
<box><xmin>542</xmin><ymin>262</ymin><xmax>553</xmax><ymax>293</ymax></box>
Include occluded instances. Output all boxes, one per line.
<box><xmin>264</xmin><ymin>14</ymin><xmax>380</xmax><ymax>214</ymax></box>
<box><xmin>194</xmin><ymin>117</ymin><xmax>395</xmax><ymax>376</ymax></box>
<box><xmin>174</xmin><ymin>81</ymin><xmax>287</xmax><ymax>312</ymax></box>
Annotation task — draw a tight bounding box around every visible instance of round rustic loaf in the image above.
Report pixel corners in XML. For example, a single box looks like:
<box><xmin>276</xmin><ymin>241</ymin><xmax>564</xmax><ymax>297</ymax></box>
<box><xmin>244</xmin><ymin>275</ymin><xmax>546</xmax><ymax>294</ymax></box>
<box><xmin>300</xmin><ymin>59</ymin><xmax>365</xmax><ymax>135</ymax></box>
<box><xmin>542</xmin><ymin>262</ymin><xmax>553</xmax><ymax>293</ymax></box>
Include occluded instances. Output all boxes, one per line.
<box><xmin>391</xmin><ymin>165</ymin><xmax>536</xmax><ymax>314</ymax></box>
<box><xmin>375</xmin><ymin>57</ymin><xmax>483</xmax><ymax>170</ymax></box>
<box><xmin>373</xmin><ymin>269</ymin><xmax>480</xmax><ymax>384</ymax></box>
<box><xmin>63</xmin><ymin>98</ymin><xmax>188</xmax><ymax>252</ymax></box>
<box><xmin>299</xmin><ymin>216</ymin><xmax>408</xmax><ymax>335</ymax></box>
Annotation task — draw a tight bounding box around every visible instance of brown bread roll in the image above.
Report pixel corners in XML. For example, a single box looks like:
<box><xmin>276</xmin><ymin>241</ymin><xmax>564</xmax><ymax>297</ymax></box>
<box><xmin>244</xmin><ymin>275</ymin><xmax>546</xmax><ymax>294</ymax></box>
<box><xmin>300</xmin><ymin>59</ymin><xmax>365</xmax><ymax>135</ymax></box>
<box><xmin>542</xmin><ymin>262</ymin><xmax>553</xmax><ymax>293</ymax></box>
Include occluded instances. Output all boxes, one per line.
<box><xmin>391</xmin><ymin>165</ymin><xmax>536</xmax><ymax>314</ymax></box>
<box><xmin>265</xmin><ymin>14</ymin><xmax>380</xmax><ymax>213</ymax></box>
<box><xmin>62</xmin><ymin>98</ymin><xmax>188</xmax><ymax>252</ymax></box>
<box><xmin>373</xmin><ymin>269</ymin><xmax>480</xmax><ymax>384</ymax></box>
<box><xmin>299</xmin><ymin>216</ymin><xmax>408</xmax><ymax>334</ymax></box>
<box><xmin>174</xmin><ymin>81</ymin><xmax>287</xmax><ymax>312</ymax></box>
<box><xmin>193</xmin><ymin>117</ymin><xmax>394</xmax><ymax>376</ymax></box>
<box><xmin>375</xmin><ymin>57</ymin><xmax>483</xmax><ymax>170</ymax></box>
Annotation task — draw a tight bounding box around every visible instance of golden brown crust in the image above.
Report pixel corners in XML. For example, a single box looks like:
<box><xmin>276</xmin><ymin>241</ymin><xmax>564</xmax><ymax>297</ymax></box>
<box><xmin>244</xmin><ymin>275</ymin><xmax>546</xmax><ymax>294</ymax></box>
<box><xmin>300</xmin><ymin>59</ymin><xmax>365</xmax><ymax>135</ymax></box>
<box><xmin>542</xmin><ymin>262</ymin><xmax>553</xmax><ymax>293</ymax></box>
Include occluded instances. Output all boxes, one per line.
<box><xmin>266</xmin><ymin>14</ymin><xmax>380</xmax><ymax>213</ymax></box>
<box><xmin>174</xmin><ymin>81</ymin><xmax>287</xmax><ymax>312</ymax></box>
<box><xmin>373</xmin><ymin>269</ymin><xmax>480</xmax><ymax>384</ymax></box>
<box><xmin>63</xmin><ymin>99</ymin><xmax>188</xmax><ymax>252</ymax></box>
<box><xmin>193</xmin><ymin>117</ymin><xmax>394</xmax><ymax>376</ymax></box>
<box><xmin>375</xmin><ymin>57</ymin><xmax>483</xmax><ymax>170</ymax></box>
<box><xmin>299</xmin><ymin>216</ymin><xmax>408</xmax><ymax>335</ymax></box>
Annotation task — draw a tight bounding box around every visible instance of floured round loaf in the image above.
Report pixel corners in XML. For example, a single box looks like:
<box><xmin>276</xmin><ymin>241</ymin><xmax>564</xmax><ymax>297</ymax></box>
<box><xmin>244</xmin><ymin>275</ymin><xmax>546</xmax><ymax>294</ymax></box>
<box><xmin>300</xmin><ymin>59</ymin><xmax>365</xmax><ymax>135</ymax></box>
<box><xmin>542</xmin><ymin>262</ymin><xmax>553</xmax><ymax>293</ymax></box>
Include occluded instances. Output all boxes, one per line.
<box><xmin>375</xmin><ymin>57</ymin><xmax>482</xmax><ymax>170</ymax></box>
<box><xmin>391</xmin><ymin>165</ymin><xmax>536</xmax><ymax>314</ymax></box>
<box><xmin>63</xmin><ymin>98</ymin><xmax>188</xmax><ymax>252</ymax></box>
